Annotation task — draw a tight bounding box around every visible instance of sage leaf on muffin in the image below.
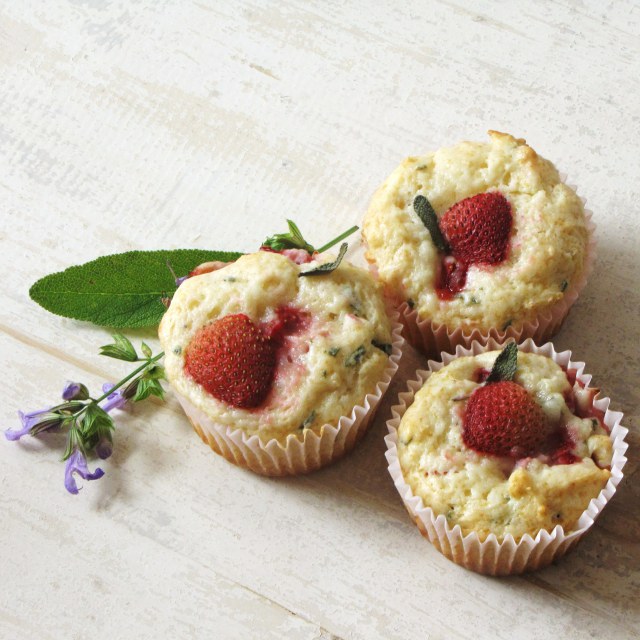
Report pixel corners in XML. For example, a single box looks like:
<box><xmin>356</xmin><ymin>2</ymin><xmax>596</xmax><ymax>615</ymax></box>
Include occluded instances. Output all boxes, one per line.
<box><xmin>413</xmin><ymin>195</ymin><xmax>448</xmax><ymax>252</ymax></box>
<box><xmin>299</xmin><ymin>243</ymin><xmax>348</xmax><ymax>277</ymax></box>
<box><xmin>486</xmin><ymin>342</ymin><xmax>518</xmax><ymax>383</ymax></box>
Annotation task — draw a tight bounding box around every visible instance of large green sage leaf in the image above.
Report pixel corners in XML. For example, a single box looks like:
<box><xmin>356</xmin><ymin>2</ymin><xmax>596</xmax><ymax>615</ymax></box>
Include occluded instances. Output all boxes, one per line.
<box><xmin>29</xmin><ymin>249</ymin><xmax>241</xmax><ymax>328</ymax></box>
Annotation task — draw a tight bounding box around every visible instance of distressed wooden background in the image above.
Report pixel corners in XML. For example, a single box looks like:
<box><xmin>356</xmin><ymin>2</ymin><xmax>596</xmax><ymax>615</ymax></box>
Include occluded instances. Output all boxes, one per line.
<box><xmin>1</xmin><ymin>1</ymin><xmax>638</xmax><ymax>638</ymax></box>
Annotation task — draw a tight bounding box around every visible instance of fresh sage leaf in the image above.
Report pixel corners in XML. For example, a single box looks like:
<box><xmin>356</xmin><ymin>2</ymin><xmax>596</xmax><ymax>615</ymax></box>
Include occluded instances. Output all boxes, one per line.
<box><xmin>140</xmin><ymin>342</ymin><xmax>152</xmax><ymax>359</ymax></box>
<box><xmin>133</xmin><ymin>377</ymin><xmax>165</xmax><ymax>402</ymax></box>
<box><xmin>263</xmin><ymin>219</ymin><xmax>315</xmax><ymax>253</ymax></box>
<box><xmin>413</xmin><ymin>195</ymin><xmax>448</xmax><ymax>252</ymax></box>
<box><xmin>486</xmin><ymin>343</ymin><xmax>518</xmax><ymax>383</ymax></box>
<box><xmin>299</xmin><ymin>243</ymin><xmax>348</xmax><ymax>277</ymax></box>
<box><xmin>99</xmin><ymin>334</ymin><xmax>138</xmax><ymax>362</ymax></box>
<box><xmin>29</xmin><ymin>249</ymin><xmax>242</xmax><ymax>328</ymax></box>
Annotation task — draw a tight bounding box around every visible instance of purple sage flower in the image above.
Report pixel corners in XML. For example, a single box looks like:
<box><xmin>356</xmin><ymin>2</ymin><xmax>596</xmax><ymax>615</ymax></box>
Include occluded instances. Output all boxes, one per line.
<box><xmin>5</xmin><ymin>408</ymin><xmax>53</xmax><ymax>441</ymax></box>
<box><xmin>64</xmin><ymin>448</ymin><xmax>105</xmax><ymax>494</ymax></box>
<box><xmin>95</xmin><ymin>435</ymin><xmax>113</xmax><ymax>460</ymax></box>
<box><xmin>100</xmin><ymin>383</ymin><xmax>127</xmax><ymax>413</ymax></box>
<box><xmin>62</xmin><ymin>381</ymin><xmax>89</xmax><ymax>401</ymax></box>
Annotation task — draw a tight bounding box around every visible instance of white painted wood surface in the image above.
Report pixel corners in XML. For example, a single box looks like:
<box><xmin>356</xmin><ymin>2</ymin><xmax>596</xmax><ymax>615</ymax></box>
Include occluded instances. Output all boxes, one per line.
<box><xmin>1</xmin><ymin>1</ymin><xmax>639</xmax><ymax>638</ymax></box>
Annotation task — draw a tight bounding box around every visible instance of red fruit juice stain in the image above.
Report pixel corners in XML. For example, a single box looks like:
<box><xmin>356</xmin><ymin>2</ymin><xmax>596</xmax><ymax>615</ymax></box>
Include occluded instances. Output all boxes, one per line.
<box><xmin>473</xmin><ymin>367</ymin><xmax>491</xmax><ymax>383</ymax></box>
<box><xmin>436</xmin><ymin>256</ymin><xmax>469</xmax><ymax>299</ymax></box>
<box><xmin>546</xmin><ymin>426</ymin><xmax>581</xmax><ymax>466</ymax></box>
<box><xmin>262</xmin><ymin>306</ymin><xmax>310</xmax><ymax>342</ymax></box>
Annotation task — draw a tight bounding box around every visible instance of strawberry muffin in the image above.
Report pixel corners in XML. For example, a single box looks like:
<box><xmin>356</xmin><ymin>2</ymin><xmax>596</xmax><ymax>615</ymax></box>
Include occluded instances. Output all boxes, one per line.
<box><xmin>159</xmin><ymin>249</ymin><xmax>402</xmax><ymax>475</ymax></box>
<box><xmin>362</xmin><ymin>131</ymin><xmax>594</xmax><ymax>357</ymax></box>
<box><xmin>386</xmin><ymin>340</ymin><xmax>627</xmax><ymax>575</ymax></box>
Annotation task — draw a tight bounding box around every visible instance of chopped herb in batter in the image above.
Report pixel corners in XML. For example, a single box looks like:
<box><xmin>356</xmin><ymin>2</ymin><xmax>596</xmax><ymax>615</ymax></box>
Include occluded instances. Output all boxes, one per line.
<box><xmin>371</xmin><ymin>339</ymin><xmax>392</xmax><ymax>355</ymax></box>
<box><xmin>300</xmin><ymin>410</ymin><xmax>316</xmax><ymax>430</ymax></box>
<box><xmin>345</xmin><ymin>345</ymin><xmax>366</xmax><ymax>367</ymax></box>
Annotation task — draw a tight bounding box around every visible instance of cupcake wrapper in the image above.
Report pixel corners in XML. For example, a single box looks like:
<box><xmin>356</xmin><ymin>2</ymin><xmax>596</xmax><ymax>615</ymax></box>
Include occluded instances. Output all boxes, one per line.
<box><xmin>385</xmin><ymin>338</ymin><xmax>628</xmax><ymax>576</ymax></box>
<box><xmin>396</xmin><ymin>186</ymin><xmax>596</xmax><ymax>358</ymax></box>
<box><xmin>177</xmin><ymin>316</ymin><xmax>404</xmax><ymax>476</ymax></box>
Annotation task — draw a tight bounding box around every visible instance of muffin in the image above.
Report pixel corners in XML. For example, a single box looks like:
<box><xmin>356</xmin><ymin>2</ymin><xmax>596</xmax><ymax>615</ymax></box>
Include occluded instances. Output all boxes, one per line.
<box><xmin>159</xmin><ymin>249</ymin><xmax>403</xmax><ymax>475</ymax></box>
<box><xmin>385</xmin><ymin>339</ymin><xmax>627</xmax><ymax>575</ymax></box>
<box><xmin>362</xmin><ymin>131</ymin><xmax>595</xmax><ymax>357</ymax></box>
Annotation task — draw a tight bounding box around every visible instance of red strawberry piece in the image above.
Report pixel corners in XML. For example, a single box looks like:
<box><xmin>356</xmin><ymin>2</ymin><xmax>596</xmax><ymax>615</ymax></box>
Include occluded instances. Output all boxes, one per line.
<box><xmin>462</xmin><ymin>380</ymin><xmax>551</xmax><ymax>458</ymax></box>
<box><xmin>439</xmin><ymin>192</ymin><xmax>512</xmax><ymax>265</ymax></box>
<box><xmin>184</xmin><ymin>314</ymin><xmax>276</xmax><ymax>408</ymax></box>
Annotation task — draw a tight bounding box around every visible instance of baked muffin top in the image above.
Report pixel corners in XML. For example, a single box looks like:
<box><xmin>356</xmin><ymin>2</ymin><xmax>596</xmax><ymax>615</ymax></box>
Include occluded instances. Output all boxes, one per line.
<box><xmin>397</xmin><ymin>350</ymin><xmax>612</xmax><ymax>540</ymax></box>
<box><xmin>159</xmin><ymin>251</ymin><xmax>393</xmax><ymax>442</ymax></box>
<box><xmin>363</xmin><ymin>131</ymin><xmax>590</xmax><ymax>332</ymax></box>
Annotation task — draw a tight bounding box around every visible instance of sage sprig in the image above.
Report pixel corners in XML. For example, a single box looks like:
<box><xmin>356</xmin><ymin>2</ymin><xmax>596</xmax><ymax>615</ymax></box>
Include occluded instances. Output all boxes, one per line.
<box><xmin>12</xmin><ymin>219</ymin><xmax>361</xmax><ymax>495</ymax></box>
<box><xmin>6</xmin><ymin>334</ymin><xmax>165</xmax><ymax>494</ymax></box>
<box><xmin>263</xmin><ymin>220</ymin><xmax>358</xmax><ymax>255</ymax></box>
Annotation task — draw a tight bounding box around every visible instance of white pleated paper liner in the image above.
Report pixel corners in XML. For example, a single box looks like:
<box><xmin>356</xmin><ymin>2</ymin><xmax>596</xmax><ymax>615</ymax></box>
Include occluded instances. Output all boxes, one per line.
<box><xmin>177</xmin><ymin>316</ymin><xmax>404</xmax><ymax>476</ymax></box>
<box><xmin>385</xmin><ymin>338</ymin><xmax>628</xmax><ymax>576</ymax></box>
<box><xmin>395</xmin><ymin>184</ymin><xmax>596</xmax><ymax>359</ymax></box>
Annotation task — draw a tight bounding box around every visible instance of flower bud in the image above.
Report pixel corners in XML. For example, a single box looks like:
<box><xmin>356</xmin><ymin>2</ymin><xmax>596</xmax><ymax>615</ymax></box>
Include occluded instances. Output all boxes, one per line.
<box><xmin>95</xmin><ymin>434</ymin><xmax>113</xmax><ymax>460</ymax></box>
<box><xmin>100</xmin><ymin>383</ymin><xmax>128</xmax><ymax>412</ymax></box>
<box><xmin>122</xmin><ymin>379</ymin><xmax>140</xmax><ymax>400</ymax></box>
<box><xmin>62</xmin><ymin>381</ymin><xmax>90</xmax><ymax>401</ymax></box>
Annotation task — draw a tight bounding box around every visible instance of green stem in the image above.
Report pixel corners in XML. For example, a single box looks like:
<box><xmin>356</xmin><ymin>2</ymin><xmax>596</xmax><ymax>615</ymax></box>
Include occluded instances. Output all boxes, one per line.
<box><xmin>316</xmin><ymin>225</ymin><xmax>359</xmax><ymax>254</ymax></box>
<box><xmin>93</xmin><ymin>352</ymin><xmax>165</xmax><ymax>403</ymax></box>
